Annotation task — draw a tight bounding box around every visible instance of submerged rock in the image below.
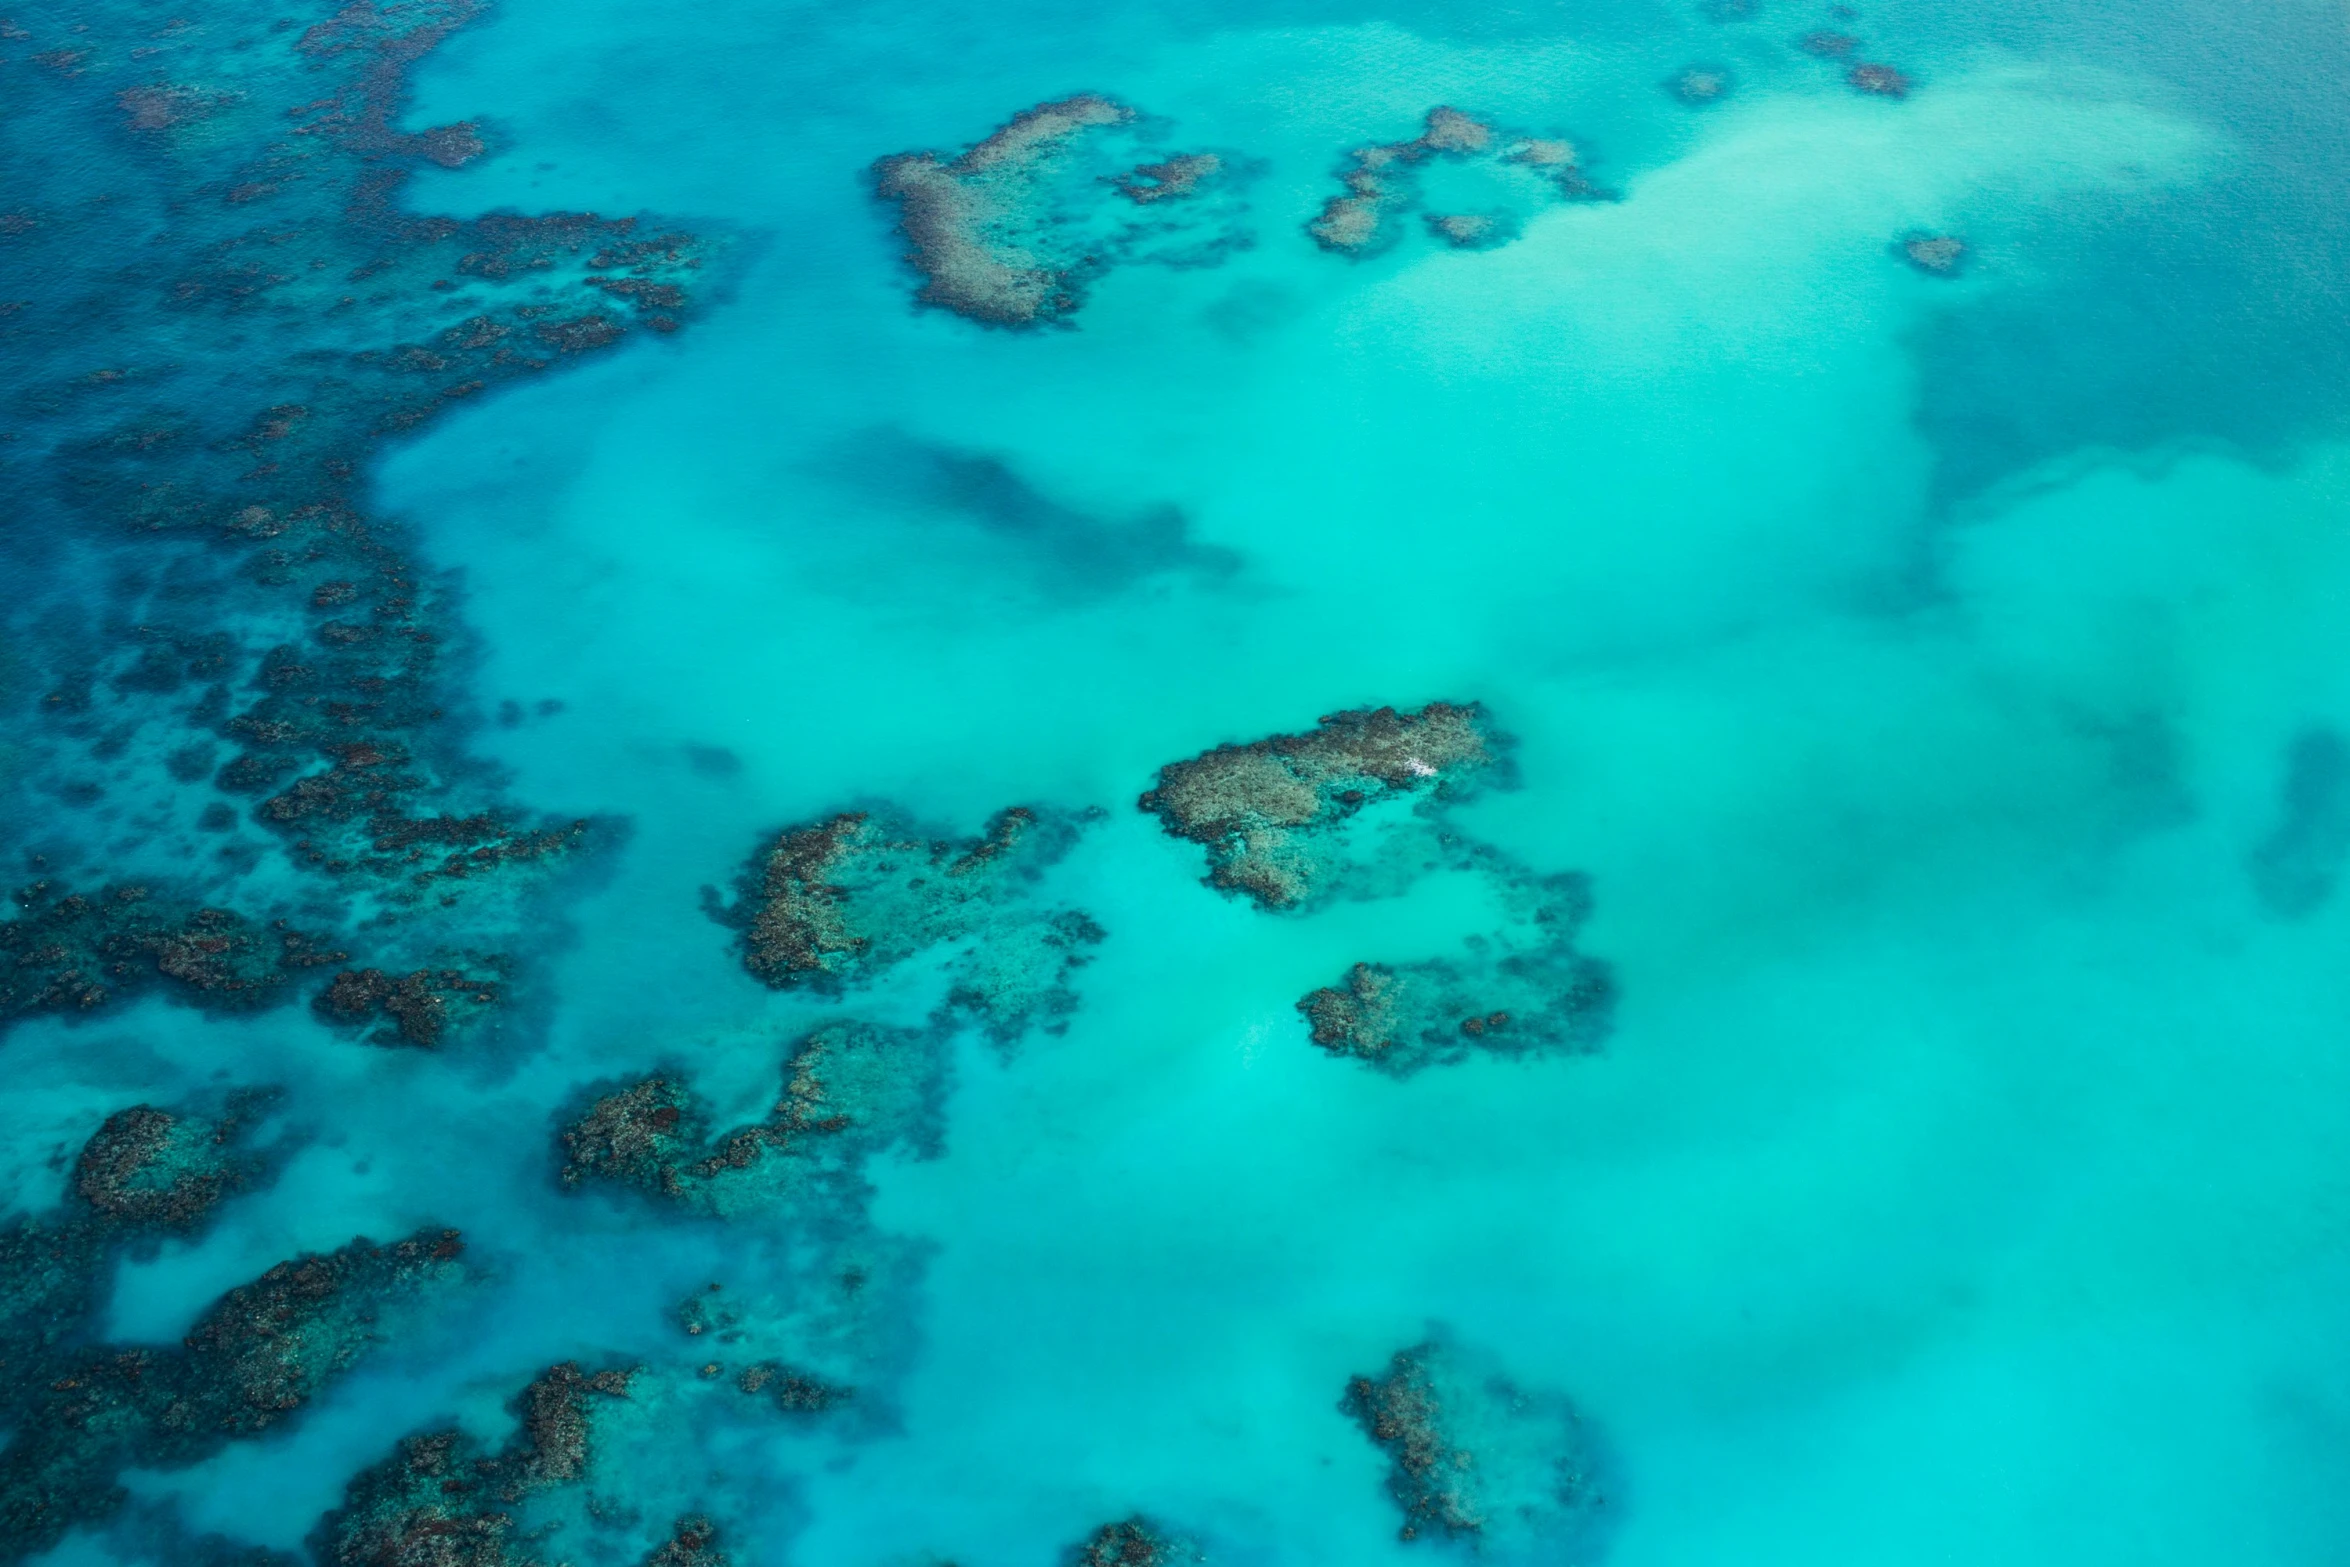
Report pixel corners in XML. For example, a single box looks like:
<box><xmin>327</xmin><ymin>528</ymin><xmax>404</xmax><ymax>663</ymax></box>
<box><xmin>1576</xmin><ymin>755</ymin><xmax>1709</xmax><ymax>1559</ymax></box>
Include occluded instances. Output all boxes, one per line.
<box><xmin>70</xmin><ymin>1102</ymin><xmax>268</xmax><ymax>1232</ymax></box>
<box><xmin>1342</xmin><ymin>1337</ymin><xmax>1610</xmax><ymax>1560</ymax></box>
<box><xmin>1847</xmin><ymin>61</ymin><xmax>1912</xmax><ymax>97</ymax></box>
<box><xmin>722</xmin><ymin>806</ymin><xmax>1104</xmax><ymax>1041</ymax></box>
<box><xmin>0</xmin><ymin>882</ymin><xmax>338</xmax><ymax>1025</ymax></box>
<box><xmin>1298</xmin><ymin>868</ymin><xmax>1613</xmax><ymax>1075</ymax></box>
<box><xmin>558</xmin><ymin>1021</ymin><xmax>947</xmax><ymax>1217</ymax></box>
<box><xmin>1900</xmin><ymin>232</ymin><xmax>1968</xmax><ymax>275</ymax></box>
<box><xmin>1666</xmin><ymin>65</ymin><xmax>1733</xmax><ymax>103</ymax></box>
<box><xmin>872</xmin><ymin>97</ymin><xmax>1242</xmax><ymax>327</ymax></box>
<box><xmin>1308</xmin><ymin>109</ymin><xmax>1602</xmax><ymax>259</ymax></box>
<box><xmin>1066</xmin><ymin>1516</ymin><xmax>1199</xmax><ymax>1566</ymax></box>
<box><xmin>0</xmin><ymin>0</ymin><xmax>720</xmax><ymax>1038</ymax></box>
<box><xmin>641</xmin><ymin>1517</ymin><xmax>730</xmax><ymax>1567</ymax></box>
<box><xmin>312</xmin><ymin>1360</ymin><xmax>635</xmax><ymax>1567</ymax></box>
<box><xmin>0</xmin><ymin>1209</ymin><xmax>465</xmax><ymax>1560</ymax></box>
<box><xmin>1139</xmin><ymin>703</ymin><xmax>1504</xmax><ymax>910</ymax></box>
<box><xmin>1426</xmin><ymin>212</ymin><xmax>1518</xmax><ymax>250</ymax></box>
<box><xmin>312</xmin><ymin>961</ymin><xmax>502</xmax><ymax>1048</ymax></box>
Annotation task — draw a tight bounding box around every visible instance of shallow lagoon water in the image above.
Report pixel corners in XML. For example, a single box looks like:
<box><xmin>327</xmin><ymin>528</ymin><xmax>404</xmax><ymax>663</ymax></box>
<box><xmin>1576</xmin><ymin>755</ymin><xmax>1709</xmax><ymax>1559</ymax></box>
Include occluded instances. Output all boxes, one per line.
<box><xmin>6</xmin><ymin>0</ymin><xmax>2350</xmax><ymax>1562</ymax></box>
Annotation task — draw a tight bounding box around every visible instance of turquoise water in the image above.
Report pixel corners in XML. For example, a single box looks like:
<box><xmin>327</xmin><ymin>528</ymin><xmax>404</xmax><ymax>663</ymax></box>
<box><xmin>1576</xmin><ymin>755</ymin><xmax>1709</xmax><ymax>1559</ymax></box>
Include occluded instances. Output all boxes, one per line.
<box><xmin>6</xmin><ymin>0</ymin><xmax>2350</xmax><ymax>1562</ymax></box>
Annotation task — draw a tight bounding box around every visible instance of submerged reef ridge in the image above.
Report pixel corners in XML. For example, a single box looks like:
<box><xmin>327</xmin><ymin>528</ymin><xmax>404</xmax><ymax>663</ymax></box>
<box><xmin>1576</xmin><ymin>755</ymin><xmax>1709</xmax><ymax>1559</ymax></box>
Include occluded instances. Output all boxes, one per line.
<box><xmin>723</xmin><ymin>804</ymin><xmax>1104</xmax><ymax>1040</ymax></box>
<box><xmin>0</xmin><ymin>0</ymin><xmax>721</xmax><ymax>1043</ymax></box>
<box><xmin>1343</xmin><ymin>1337</ymin><xmax>1611</xmax><ymax>1561</ymax></box>
<box><xmin>1066</xmin><ymin>1516</ymin><xmax>1201</xmax><ymax>1566</ymax></box>
<box><xmin>1298</xmin><ymin>868</ymin><xmax>1614</xmax><ymax>1075</ymax></box>
<box><xmin>1309</xmin><ymin>108</ymin><xmax>1604</xmax><ymax>259</ymax></box>
<box><xmin>1</xmin><ymin>881</ymin><xmax>340</xmax><ymax>1024</ymax></box>
<box><xmin>873</xmin><ymin>95</ymin><xmax>1246</xmax><ymax>327</ymax></box>
<box><xmin>1</xmin><ymin>1108</ymin><xmax>464</xmax><ymax>1567</ymax></box>
<box><xmin>558</xmin><ymin>1019</ymin><xmax>948</xmax><ymax>1218</ymax></box>
<box><xmin>1139</xmin><ymin>702</ymin><xmax>1504</xmax><ymax>910</ymax></box>
<box><xmin>313</xmin><ymin>1360</ymin><xmax>642</xmax><ymax>1566</ymax></box>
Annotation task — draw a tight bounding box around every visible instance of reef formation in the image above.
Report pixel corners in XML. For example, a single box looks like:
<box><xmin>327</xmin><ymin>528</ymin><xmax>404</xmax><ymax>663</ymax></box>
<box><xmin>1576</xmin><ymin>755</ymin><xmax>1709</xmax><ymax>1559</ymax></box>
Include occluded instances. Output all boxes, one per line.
<box><xmin>0</xmin><ymin>0</ymin><xmax>721</xmax><ymax>1043</ymax></box>
<box><xmin>1795</xmin><ymin>24</ymin><xmax>1913</xmax><ymax>96</ymax></box>
<box><xmin>1139</xmin><ymin>703</ymin><xmax>1505</xmax><ymax>911</ymax></box>
<box><xmin>872</xmin><ymin>96</ymin><xmax>1247</xmax><ymax>327</ymax></box>
<box><xmin>1666</xmin><ymin>66</ymin><xmax>1733</xmax><ymax>105</ymax></box>
<box><xmin>1307</xmin><ymin>108</ymin><xmax>1605</xmax><ymax>259</ymax></box>
<box><xmin>718</xmin><ymin>805</ymin><xmax>1104</xmax><ymax>1042</ymax></box>
<box><xmin>1900</xmin><ymin>233</ymin><xmax>1968</xmax><ymax>276</ymax></box>
<box><xmin>1342</xmin><ymin>1337</ymin><xmax>1611</xmax><ymax>1562</ymax></box>
<box><xmin>1065</xmin><ymin>1516</ymin><xmax>1200</xmax><ymax>1566</ymax></box>
<box><xmin>1</xmin><ymin>879</ymin><xmax>342</xmax><ymax>1023</ymax></box>
<box><xmin>559</xmin><ymin>1019</ymin><xmax>947</xmax><ymax>1218</ymax></box>
<box><xmin>1297</xmin><ymin>868</ymin><xmax>1614</xmax><ymax>1075</ymax></box>
<box><xmin>312</xmin><ymin>1360</ymin><xmax>730</xmax><ymax>1566</ymax></box>
<box><xmin>0</xmin><ymin>1100</ymin><xmax>462</xmax><ymax>1562</ymax></box>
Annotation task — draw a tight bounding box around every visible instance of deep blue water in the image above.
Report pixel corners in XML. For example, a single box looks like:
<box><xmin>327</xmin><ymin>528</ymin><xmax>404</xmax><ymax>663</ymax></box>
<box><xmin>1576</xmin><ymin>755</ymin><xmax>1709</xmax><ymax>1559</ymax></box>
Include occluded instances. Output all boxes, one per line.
<box><xmin>6</xmin><ymin>0</ymin><xmax>2350</xmax><ymax>1563</ymax></box>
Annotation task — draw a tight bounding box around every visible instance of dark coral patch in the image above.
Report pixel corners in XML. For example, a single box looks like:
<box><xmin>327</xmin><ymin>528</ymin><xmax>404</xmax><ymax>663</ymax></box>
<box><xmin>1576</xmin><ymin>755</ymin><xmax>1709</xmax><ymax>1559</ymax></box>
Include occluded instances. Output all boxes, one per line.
<box><xmin>1139</xmin><ymin>702</ymin><xmax>1505</xmax><ymax>911</ymax></box>
<box><xmin>0</xmin><ymin>1207</ymin><xmax>464</xmax><ymax>1559</ymax></box>
<box><xmin>723</xmin><ymin>805</ymin><xmax>1103</xmax><ymax>1040</ymax></box>
<box><xmin>1066</xmin><ymin>1516</ymin><xmax>1199</xmax><ymax>1566</ymax></box>
<box><xmin>872</xmin><ymin>96</ymin><xmax>1243</xmax><ymax>327</ymax></box>
<box><xmin>1343</xmin><ymin>1337</ymin><xmax>1610</xmax><ymax>1558</ymax></box>
<box><xmin>1847</xmin><ymin>61</ymin><xmax>1912</xmax><ymax>97</ymax></box>
<box><xmin>313</xmin><ymin>961</ymin><xmax>502</xmax><ymax>1047</ymax></box>
<box><xmin>311</xmin><ymin>1360</ymin><xmax>634</xmax><ymax>1567</ymax></box>
<box><xmin>1298</xmin><ymin>870</ymin><xmax>1613</xmax><ymax>1075</ymax></box>
<box><xmin>0</xmin><ymin>882</ymin><xmax>340</xmax><ymax>1024</ymax></box>
<box><xmin>558</xmin><ymin>1021</ymin><xmax>947</xmax><ymax>1217</ymax></box>
<box><xmin>1899</xmin><ymin>232</ymin><xmax>1968</xmax><ymax>275</ymax></box>
<box><xmin>1309</xmin><ymin>109</ymin><xmax>1602</xmax><ymax>258</ymax></box>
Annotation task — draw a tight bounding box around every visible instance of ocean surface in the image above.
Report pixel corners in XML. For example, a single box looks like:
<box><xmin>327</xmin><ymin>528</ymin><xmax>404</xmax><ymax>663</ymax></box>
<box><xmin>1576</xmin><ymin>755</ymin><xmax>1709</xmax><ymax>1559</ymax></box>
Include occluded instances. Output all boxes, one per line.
<box><xmin>5</xmin><ymin>0</ymin><xmax>2350</xmax><ymax>1562</ymax></box>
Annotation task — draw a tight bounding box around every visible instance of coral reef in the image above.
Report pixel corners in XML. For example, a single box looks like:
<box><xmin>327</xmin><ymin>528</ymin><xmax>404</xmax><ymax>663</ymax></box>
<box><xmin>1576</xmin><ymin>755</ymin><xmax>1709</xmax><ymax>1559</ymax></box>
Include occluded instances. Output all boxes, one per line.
<box><xmin>311</xmin><ymin>1360</ymin><xmax>634</xmax><ymax>1566</ymax></box>
<box><xmin>1798</xmin><ymin>29</ymin><xmax>1859</xmax><ymax>57</ymax></box>
<box><xmin>641</xmin><ymin>1517</ymin><xmax>730</xmax><ymax>1567</ymax></box>
<box><xmin>872</xmin><ymin>97</ymin><xmax>1243</xmax><ymax>327</ymax></box>
<box><xmin>1118</xmin><ymin>153</ymin><xmax>1224</xmax><ymax>205</ymax></box>
<box><xmin>1847</xmin><ymin>61</ymin><xmax>1912</xmax><ymax>97</ymax></box>
<box><xmin>1425</xmin><ymin>212</ymin><xmax>1518</xmax><ymax>251</ymax></box>
<box><xmin>1308</xmin><ymin>109</ymin><xmax>1603</xmax><ymax>258</ymax></box>
<box><xmin>1899</xmin><ymin>233</ymin><xmax>1968</xmax><ymax>275</ymax></box>
<box><xmin>0</xmin><ymin>0</ymin><xmax>723</xmax><ymax>1043</ymax></box>
<box><xmin>0</xmin><ymin>881</ymin><xmax>340</xmax><ymax>1024</ymax></box>
<box><xmin>1139</xmin><ymin>703</ymin><xmax>1505</xmax><ymax>910</ymax></box>
<box><xmin>70</xmin><ymin>1099</ymin><xmax>276</xmax><ymax>1231</ymax></box>
<box><xmin>673</xmin><ymin>1278</ymin><xmax>892</xmax><ymax>1427</ymax></box>
<box><xmin>558</xmin><ymin>1020</ymin><xmax>947</xmax><ymax>1217</ymax></box>
<box><xmin>1667</xmin><ymin>65</ymin><xmax>1733</xmax><ymax>104</ymax></box>
<box><xmin>1066</xmin><ymin>1516</ymin><xmax>1198</xmax><ymax>1566</ymax></box>
<box><xmin>1342</xmin><ymin>1337</ymin><xmax>1610</xmax><ymax>1561</ymax></box>
<box><xmin>313</xmin><ymin>961</ymin><xmax>502</xmax><ymax>1047</ymax></box>
<box><xmin>0</xmin><ymin>1158</ymin><xmax>464</xmax><ymax>1565</ymax></box>
<box><xmin>720</xmin><ymin>805</ymin><xmax>1104</xmax><ymax>1041</ymax></box>
<box><xmin>1297</xmin><ymin>869</ymin><xmax>1614</xmax><ymax>1075</ymax></box>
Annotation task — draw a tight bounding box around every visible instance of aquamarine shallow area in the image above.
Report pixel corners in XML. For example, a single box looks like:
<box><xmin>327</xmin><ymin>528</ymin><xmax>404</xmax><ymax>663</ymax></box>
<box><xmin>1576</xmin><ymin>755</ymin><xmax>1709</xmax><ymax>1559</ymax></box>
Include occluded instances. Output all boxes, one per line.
<box><xmin>8</xmin><ymin>0</ymin><xmax>2350</xmax><ymax>1561</ymax></box>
